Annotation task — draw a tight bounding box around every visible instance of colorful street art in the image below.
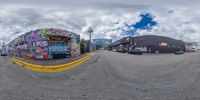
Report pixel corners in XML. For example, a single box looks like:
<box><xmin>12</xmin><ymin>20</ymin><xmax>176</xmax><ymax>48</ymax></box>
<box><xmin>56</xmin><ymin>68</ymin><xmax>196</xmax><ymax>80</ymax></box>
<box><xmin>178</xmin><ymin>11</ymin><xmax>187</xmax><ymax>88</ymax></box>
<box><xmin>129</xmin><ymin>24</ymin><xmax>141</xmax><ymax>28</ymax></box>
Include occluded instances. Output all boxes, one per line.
<box><xmin>8</xmin><ymin>28</ymin><xmax>80</xmax><ymax>60</ymax></box>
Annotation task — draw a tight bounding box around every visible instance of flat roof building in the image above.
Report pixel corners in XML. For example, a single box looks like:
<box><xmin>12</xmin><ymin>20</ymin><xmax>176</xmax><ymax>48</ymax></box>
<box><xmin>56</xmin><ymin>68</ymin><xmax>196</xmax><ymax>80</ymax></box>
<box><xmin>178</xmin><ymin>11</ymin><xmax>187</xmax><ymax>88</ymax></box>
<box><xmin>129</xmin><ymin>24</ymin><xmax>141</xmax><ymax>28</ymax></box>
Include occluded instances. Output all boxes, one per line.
<box><xmin>93</xmin><ymin>38</ymin><xmax>112</xmax><ymax>49</ymax></box>
<box><xmin>110</xmin><ymin>35</ymin><xmax>185</xmax><ymax>53</ymax></box>
<box><xmin>185</xmin><ymin>42</ymin><xmax>199</xmax><ymax>52</ymax></box>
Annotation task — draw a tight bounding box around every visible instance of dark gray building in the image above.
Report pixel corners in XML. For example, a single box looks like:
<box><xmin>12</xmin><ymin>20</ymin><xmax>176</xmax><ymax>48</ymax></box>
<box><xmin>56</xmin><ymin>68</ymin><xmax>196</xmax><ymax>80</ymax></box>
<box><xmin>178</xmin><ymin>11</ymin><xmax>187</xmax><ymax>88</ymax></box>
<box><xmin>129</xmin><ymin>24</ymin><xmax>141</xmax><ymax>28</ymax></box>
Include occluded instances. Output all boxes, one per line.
<box><xmin>110</xmin><ymin>35</ymin><xmax>185</xmax><ymax>53</ymax></box>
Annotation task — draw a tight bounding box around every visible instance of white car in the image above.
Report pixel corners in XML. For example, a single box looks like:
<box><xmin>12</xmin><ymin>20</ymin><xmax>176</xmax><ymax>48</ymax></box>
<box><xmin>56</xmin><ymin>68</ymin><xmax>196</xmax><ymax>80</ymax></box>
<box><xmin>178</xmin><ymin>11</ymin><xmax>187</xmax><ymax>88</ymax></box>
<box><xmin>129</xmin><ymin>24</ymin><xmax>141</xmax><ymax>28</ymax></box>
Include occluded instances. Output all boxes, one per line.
<box><xmin>1</xmin><ymin>51</ymin><xmax>7</xmax><ymax>56</ymax></box>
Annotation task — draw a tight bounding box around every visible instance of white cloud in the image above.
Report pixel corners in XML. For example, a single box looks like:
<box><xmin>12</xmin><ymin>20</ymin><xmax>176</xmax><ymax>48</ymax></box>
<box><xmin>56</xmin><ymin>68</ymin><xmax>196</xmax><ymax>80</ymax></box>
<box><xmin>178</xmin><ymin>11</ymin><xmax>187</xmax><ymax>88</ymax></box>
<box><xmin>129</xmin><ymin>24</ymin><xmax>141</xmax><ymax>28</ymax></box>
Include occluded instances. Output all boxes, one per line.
<box><xmin>0</xmin><ymin>1</ymin><xmax>200</xmax><ymax>45</ymax></box>
<box><xmin>138</xmin><ymin>5</ymin><xmax>200</xmax><ymax>42</ymax></box>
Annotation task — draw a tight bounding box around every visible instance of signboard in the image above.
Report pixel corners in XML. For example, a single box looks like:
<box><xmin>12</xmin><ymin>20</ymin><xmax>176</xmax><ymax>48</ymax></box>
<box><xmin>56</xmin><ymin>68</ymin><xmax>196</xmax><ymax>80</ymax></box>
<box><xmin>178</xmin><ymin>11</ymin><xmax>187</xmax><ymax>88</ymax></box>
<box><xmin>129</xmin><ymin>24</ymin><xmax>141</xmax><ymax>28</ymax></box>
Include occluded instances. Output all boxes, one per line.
<box><xmin>159</xmin><ymin>42</ymin><xmax>168</xmax><ymax>47</ymax></box>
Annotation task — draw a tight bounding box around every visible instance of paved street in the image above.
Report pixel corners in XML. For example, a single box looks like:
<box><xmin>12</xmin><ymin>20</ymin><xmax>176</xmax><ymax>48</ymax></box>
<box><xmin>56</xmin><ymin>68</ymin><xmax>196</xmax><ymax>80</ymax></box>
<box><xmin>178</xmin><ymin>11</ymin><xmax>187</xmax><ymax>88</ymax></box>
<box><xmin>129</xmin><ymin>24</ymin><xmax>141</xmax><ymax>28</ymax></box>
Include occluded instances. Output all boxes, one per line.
<box><xmin>1</xmin><ymin>50</ymin><xmax>200</xmax><ymax>100</ymax></box>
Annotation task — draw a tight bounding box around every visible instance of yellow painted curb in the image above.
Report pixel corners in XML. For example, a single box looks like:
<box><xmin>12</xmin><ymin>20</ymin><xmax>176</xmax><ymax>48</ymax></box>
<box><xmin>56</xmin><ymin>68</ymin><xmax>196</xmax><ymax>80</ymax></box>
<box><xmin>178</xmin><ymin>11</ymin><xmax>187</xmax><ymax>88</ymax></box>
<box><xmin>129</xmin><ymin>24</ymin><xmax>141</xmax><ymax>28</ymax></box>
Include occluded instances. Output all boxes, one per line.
<box><xmin>10</xmin><ymin>53</ymin><xmax>94</xmax><ymax>73</ymax></box>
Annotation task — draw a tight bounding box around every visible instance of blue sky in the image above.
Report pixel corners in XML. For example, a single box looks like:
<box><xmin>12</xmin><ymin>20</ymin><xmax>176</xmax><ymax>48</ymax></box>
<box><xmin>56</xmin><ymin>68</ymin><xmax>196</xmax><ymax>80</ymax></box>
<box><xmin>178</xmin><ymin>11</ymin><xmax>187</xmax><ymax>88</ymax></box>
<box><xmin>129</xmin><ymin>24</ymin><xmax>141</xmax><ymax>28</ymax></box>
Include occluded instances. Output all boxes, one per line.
<box><xmin>124</xmin><ymin>13</ymin><xmax>157</xmax><ymax>36</ymax></box>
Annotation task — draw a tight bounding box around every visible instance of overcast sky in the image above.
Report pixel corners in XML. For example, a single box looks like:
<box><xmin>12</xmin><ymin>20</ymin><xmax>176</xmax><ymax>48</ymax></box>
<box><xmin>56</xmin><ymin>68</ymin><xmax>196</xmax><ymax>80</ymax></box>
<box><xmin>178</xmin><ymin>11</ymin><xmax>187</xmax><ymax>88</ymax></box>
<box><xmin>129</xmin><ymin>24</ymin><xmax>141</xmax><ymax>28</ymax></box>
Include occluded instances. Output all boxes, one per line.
<box><xmin>0</xmin><ymin>0</ymin><xmax>200</xmax><ymax>44</ymax></box>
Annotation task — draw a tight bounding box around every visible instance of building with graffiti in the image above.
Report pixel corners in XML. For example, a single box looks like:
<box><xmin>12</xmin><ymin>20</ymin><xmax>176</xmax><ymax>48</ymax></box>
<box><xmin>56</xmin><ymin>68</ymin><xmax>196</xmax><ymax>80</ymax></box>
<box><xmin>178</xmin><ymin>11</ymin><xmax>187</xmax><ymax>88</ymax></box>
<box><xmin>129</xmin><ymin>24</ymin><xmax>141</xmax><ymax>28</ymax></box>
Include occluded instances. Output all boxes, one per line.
<box><xmin>7</xmin><ymin>28</ymin><xmax>80</xmax><ymax>60</ymax></box>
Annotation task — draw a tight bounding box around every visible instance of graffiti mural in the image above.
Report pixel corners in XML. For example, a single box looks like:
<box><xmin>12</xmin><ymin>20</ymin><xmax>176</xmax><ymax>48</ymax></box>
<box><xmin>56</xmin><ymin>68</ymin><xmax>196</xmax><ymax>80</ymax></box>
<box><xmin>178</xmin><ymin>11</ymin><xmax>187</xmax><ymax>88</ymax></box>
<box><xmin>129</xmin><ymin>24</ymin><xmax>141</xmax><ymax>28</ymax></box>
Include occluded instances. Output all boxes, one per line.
<box><xmin>8</xmin><ymin>28</ymin><xmax>80</xmax><ymax>60</ymax></box>
<box><xmin>48</xmin><ymin>43</ymin><xmax>69</xmax><ymax>54</ymax></box>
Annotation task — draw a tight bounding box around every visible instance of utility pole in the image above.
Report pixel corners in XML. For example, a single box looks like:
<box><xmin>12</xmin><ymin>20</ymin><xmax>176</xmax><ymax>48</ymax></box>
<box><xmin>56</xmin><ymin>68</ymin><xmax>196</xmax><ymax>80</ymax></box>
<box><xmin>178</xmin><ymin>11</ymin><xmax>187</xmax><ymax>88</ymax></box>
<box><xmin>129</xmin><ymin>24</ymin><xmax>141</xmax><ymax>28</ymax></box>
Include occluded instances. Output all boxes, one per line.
<box><xmin>87</xmin><ymin>27</ymin><xmax>93</xmax><ymax>52</ymax></box>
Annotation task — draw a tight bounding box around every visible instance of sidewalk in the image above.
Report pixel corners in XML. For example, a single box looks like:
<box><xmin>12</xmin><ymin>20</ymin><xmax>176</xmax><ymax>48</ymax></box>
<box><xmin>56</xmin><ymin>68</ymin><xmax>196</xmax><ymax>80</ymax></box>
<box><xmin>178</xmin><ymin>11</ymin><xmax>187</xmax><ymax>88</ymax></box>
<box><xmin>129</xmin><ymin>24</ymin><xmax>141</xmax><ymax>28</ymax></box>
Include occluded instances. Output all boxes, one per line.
<box><xmin>15</xmin><ymin>54</ymin><xmax>87</xmax><ymax>66</ymax></box>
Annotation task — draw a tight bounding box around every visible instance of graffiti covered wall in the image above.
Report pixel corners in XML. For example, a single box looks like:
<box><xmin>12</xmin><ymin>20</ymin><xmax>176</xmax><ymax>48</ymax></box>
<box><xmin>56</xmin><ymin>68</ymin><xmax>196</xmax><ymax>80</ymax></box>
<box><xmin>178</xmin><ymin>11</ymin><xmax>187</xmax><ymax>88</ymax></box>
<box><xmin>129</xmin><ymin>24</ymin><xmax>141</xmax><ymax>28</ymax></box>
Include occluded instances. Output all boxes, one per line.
<box><xmin>8</xmin><ymin>28</ymin><xmax>80</xmax><ymax>60</ymax></box>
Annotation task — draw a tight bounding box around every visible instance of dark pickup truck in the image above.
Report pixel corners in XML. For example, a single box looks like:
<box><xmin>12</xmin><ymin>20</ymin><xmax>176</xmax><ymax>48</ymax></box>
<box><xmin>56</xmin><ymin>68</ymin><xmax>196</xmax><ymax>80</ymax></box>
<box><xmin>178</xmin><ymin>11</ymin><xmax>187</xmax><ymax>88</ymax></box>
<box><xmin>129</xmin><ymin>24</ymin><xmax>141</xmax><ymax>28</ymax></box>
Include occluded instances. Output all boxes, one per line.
<box><xmin>128</xmin><ymin>49</ymin><xmax>143</xmax><ymax>55</ymax></box>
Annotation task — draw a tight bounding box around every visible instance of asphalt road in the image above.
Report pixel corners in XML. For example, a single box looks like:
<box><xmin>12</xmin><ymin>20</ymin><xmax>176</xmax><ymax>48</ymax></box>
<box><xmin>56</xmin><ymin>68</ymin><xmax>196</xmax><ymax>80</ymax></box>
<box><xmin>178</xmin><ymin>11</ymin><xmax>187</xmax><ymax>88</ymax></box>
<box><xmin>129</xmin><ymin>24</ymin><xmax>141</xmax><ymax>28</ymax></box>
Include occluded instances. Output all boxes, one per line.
<box><xmin>1</xmin><ymin>50</ymin><xmax>200</xmax><ymax>100</ymax></box>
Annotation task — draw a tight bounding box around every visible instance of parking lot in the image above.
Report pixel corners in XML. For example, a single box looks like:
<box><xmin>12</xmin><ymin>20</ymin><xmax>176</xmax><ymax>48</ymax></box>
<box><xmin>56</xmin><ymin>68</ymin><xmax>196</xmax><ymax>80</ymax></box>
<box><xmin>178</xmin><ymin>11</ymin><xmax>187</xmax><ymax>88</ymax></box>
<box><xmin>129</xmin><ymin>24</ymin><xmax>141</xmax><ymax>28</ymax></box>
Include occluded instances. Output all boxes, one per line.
<box><xmin>1</xmin><ymin>50</ymin><xmax>200</xmax><ymax>100</ymax></box>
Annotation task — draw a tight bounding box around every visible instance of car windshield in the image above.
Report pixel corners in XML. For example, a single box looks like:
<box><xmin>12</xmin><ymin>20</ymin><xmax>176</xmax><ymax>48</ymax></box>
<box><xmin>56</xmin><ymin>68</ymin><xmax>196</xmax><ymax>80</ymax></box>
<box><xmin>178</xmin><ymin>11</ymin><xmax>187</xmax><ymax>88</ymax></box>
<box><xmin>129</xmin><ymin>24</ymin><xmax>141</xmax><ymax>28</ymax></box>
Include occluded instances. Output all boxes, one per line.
<box><xmin>0</xmin><ymin>0</ymin><xmax>200</xmax><ymax>100</ymax></box>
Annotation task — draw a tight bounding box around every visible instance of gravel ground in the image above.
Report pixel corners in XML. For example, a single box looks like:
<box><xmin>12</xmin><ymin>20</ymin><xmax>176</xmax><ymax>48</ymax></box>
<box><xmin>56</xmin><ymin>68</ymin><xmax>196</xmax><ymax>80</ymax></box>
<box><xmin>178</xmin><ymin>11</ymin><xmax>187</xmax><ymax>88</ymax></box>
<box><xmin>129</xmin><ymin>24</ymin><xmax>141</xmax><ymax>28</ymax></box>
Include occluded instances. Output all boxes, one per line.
<box><xmin>1</xmin><ymin>50</ymin><xmax>200</xmax><ymax>100</ymax></box>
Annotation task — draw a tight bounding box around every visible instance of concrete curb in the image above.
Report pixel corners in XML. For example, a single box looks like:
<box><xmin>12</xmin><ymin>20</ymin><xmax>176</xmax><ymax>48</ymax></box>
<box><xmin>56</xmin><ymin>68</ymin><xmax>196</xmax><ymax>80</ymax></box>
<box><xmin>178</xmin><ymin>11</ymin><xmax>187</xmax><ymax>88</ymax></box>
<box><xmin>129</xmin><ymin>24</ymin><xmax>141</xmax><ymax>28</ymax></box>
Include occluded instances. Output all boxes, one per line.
<box><xmin>10</xmin><ymin>53</ymin><xmax>94</xmax><ymax>73</ymax></box>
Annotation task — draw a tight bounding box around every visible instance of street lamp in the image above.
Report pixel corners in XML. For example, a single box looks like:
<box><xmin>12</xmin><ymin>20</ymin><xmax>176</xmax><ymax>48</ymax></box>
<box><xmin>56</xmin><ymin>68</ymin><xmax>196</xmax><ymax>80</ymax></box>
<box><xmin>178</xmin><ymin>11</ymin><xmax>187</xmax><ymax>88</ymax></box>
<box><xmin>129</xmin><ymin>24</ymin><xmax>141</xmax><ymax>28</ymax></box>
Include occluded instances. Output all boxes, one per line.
<box><xmin>87</xmin><ymin>27</ymin><xmax>93</xmax><ymax>52</ymax></box>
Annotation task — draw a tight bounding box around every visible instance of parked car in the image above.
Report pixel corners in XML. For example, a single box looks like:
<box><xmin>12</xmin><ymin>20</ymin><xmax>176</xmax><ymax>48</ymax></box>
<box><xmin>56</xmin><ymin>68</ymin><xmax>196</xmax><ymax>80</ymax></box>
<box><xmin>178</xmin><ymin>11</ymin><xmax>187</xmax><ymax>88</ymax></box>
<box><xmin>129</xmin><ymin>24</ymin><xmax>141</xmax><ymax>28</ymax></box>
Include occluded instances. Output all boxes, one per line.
<box><xmin>1</xmin><ymin>51</ymin><xmax>7</xmax><ymax>56</ymax></box>
<box><xmin>117</xmin><ymin>48</ymin><xmax>127</xmax><ymax>53</ymax></box>
<box><xmin>112</xmin><ymin>49</ymin><xmax>117</xmax><ymax>52</ymax></box>
<box><xmin>174</xmin><ymin>50</ymin><xmax>184</xmax><ymax>55</ymax></box>
<box><xmin>128</xmin><ymin>49</ymin><xmax>143</xmax><ymax>55</ymax></box>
